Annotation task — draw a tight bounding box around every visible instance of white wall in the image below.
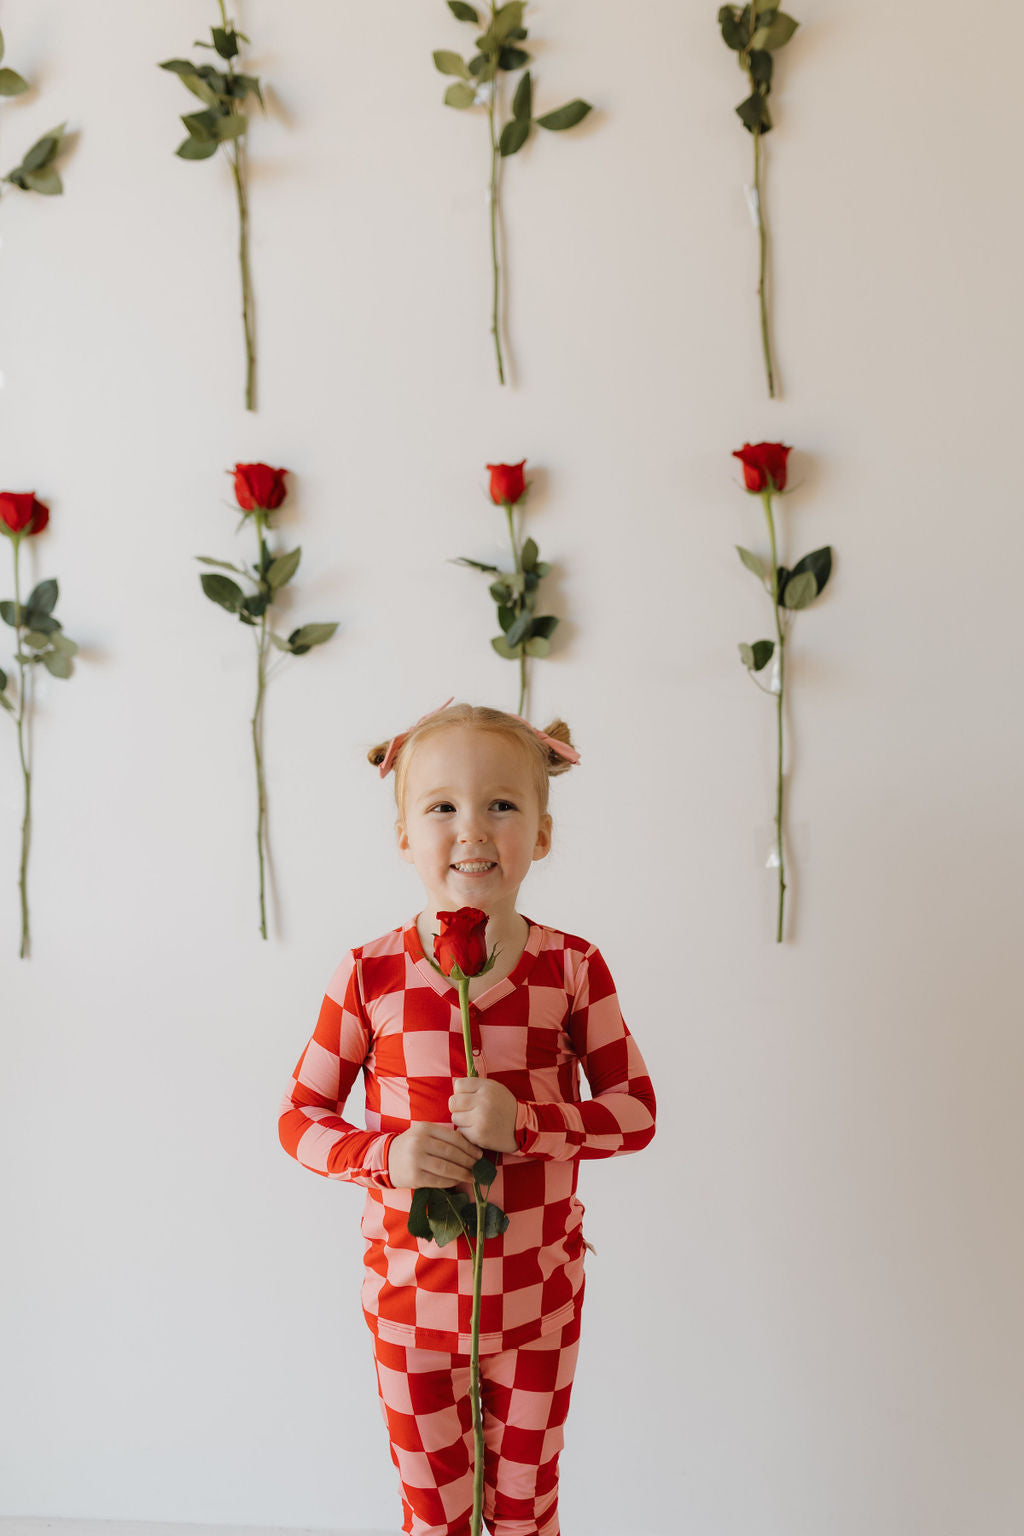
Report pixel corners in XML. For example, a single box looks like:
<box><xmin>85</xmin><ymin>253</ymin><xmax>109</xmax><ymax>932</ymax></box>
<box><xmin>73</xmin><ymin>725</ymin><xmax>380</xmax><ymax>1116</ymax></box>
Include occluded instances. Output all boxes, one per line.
<box><xmin>1</xmin><ymin>2</ymin><xmax>1022</xmax><ymax>1533</ymax></box>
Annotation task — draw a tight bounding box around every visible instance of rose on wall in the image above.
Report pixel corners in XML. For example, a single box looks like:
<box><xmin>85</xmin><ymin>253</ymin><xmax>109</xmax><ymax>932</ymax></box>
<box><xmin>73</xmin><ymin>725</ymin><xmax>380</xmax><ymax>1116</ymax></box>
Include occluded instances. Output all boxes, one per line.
<box><xmin>160</xmin><ymin>3</ymin><xmax>264</xmax><ymax>410</ymax></box>
<box><xmin>1</xmin><ymin>494</ymin><xmax>79</xmax><ymax>959</ymax></box>
<box><xmin>732</xmin><ymin>442</ymin><xmax>833</xmax><ymax>941</ymax></box>
<box><xmin>434</xmin><ymin>1</ymin><xmax>592</xmax><ymax>385</ymax></box>
<box><xmin>453</xmin><ymin>459</ymin><xmax>561</xmax><ymax>717</ymax></box>
<box><xmin>198</xmin><ymin>463</ymin><xmax>337</xmax><ymax>939</ymax></box>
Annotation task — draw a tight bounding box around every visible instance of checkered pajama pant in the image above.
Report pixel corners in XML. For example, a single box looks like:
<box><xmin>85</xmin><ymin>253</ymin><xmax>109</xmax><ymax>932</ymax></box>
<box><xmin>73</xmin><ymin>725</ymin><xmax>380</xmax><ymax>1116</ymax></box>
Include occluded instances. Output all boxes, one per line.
<box><xmin>372</xmin><ymin>1309</ymin><xmax>582</xmax><ymax>1536</ymax></box>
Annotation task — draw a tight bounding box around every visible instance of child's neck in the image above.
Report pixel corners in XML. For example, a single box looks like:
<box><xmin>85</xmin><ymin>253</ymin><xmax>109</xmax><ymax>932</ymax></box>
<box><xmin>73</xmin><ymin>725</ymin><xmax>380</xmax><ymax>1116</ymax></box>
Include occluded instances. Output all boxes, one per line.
<box><xmin>417</xmin><ymin>906</ymin><xmax>529</xmax><ymax>974</ymax></box>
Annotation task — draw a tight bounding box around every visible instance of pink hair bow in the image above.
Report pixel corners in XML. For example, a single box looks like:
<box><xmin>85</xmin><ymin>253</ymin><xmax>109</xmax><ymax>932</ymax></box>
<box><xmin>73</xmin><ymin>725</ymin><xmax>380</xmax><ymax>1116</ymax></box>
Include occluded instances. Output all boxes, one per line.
<box><xmin>377</xmin><ymin>698</ymin><xmax>455</xmax><ymax>778</ymax></box>
<box><xmin>507</xmin><ymin>713</ymin><xmax>581</xmax><ymax>765</ymax></box>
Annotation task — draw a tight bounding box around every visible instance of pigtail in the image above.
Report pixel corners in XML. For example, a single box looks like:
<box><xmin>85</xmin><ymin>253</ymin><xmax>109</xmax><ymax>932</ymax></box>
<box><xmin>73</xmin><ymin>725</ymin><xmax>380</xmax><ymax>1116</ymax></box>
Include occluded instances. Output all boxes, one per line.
<box><xmin>540</xmin><ymin>718</ymin><xmax>577</xmax><ymax>777</ymax></box>
<box><xmin>367</xmin><ymin>738</ymin><xmax>390</xmax><ymax>770</ymax></box>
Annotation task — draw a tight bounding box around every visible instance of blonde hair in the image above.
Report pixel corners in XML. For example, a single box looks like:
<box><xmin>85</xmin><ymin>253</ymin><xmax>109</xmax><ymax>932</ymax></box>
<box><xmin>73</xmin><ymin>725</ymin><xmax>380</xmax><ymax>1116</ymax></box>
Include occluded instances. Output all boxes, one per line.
<box><xmin>368</xmin><ymin>702</ymin><xmax>577</xmax><ymax>818</ymax></box>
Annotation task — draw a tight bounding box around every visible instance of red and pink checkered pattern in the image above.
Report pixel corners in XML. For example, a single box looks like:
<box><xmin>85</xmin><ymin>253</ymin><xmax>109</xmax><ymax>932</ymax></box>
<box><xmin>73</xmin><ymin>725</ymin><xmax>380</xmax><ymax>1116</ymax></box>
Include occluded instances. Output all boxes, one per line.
<box><xmin>279</xmin><ymin>915</ymin><xmax>656</xmax><ymax>1353</ymax></box>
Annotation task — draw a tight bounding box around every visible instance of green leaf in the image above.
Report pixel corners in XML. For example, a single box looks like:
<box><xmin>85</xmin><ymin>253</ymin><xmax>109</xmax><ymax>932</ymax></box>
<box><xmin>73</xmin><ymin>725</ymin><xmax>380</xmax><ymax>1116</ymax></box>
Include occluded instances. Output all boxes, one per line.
<box><xmin>448</xmin><ymin>1</ymin><xmax>481</xmax><ymax>21</ymax></box>
<box><xmin>468</xmin><ymin>53</ymin><xmax>498</xmax><ymax>81</ymax></box>
<box><xmin>159</xmin><ymin>59</ymin><xmax>201</xmax><ymax>77</ymax></box>
<box><xmin>42</xmin><ymin>649</ymin><xmax>72</xmax><ymax>680</ymax></box>
<box><xmin>177</xmin><ymin>136</ymin><xmax>219</xmax><ymax>160</ymax></box>
<box><xmin>736</xmin><ymin>545</ymin><xmax>768</xmax><ymax>582</ymax></box>
<box><xmin>444</xmin><ymin>81</ymin><xmax>478</xmax><ymax>108</ymax></box>
<box><xmin>200</xmin><ymin>573</ymin><xmax>244</xmax><ymax>613</ymax></box>
<box><xmin>22</xmin><ymin>126</ymin><xmax>65</xmax><ymax>172</ymax></box>
<box><xmin>739</xmin><ymin>639</ymin><xmax>774</xmax><ymax>671</ymax></box>
<box><xmin>181</xmin><ymin>109</ymin><xmax>219</xmax><ymax>141</ymax></box>
<box><xmin>411</xmin><ymin>1187</ymin><xmax>473</xmax><ymax>1247</ymax></box>
<box><xmin>536</xmin><ymin>99</ymin><xmax>592</xmax><ymax>131</ymax></box>
<box><xmin>0</xmin><ymin>26</ymin><xmax>5</xmax><ymax>66</ymax></box>
<box><xmin>241</xmin><ymin>592</ymin><xmax>269</xmax><ymax>620</ymax></box>
<box><xmin>22</xmin><ymin>611</ymin><xmax>58</xmax><ymax>634</ymax></box>
<box><xmin>49</xmin><ymin>632</ymin><xmax>78</xmax><ymax>657</ymax></box>
<box><xmin>719</xmin><ymin>8</ymin><xmax>749</xmax><ymax>50</ymax></box>
<box><xmin>0</xmin><ymin>664</ymin><xmax>6</xmax><ymax>690</ymax></box>
<box><xmin>229</xmin><ymin>73</ymin><xmax>264</xmax><ymax>107</ymax></box>
<box><xmin>22</xmin><ymin>168</ymin><xmax>62</xmax><ymax>194</ymax></box>
<box><xmin>27</xmin><ymin>579</ymin><xmax>58</xmax><ymax>615</ymax></box>
<box><xmin>212</xmin><ymin>26</ymin><xmax>240</xmax><ymax>59</ymax></box>
<box><xmin>736</xmin><ymin>92</ymin><xmax>772</xmax><ymax>133</ymax></box>
<box><xmin>288</xmin><ymin>621</ymin><xmax>338</xmax><ymax>655</ymax></box>
<box><xmin>492</xmin><ymin>3</ymin><xmax>526</xmax><ymax>44</ymax></box>
<box><xmin>520</xmin><ymin>536</ymin><xmax>538</xmax><ymax>571</ymax></box>
<box><xmin>753</xmin><ymin>13</ymin><xmax>799</xmax><ymax>49</ymax></box>
<box><xmin>482</xmin><ymin>1202</ymin><xmax>510</xmax><ymax>1238</ymax></box>
<box><xmin>433</xmin><ymin>49</ymin><xmax>470</xmax><ymax>78</ymax></box>
<box><xmin>506</xmin><ymin>611</ymin><xmax>532</xmax><ymax>648</ymax></box>
<box><xmin>748</xmin><ymin>49</ymin><xmax>773</xmax><ymax>87</ymax></box>
<box><xmin>196</xmin><ymin>555</ymin><xmax>247</xmax><ymax>574</ymax></box>
<box><xmin>499</xmin><ymin>46</ymin><xmax>530</xmax><ymax>71</ymax></box>
<box><xmin>453</xmin><ymin>557</ymin><xmax>500</xmax><ymax>573</ymax></box>
<box><xmin>267</xmin><ymin>547</ymin><xmax>301</xmax><ymax>589</ymax></box>
<box><xmin>473</xmin><ymin>1156</ymin><xmax>498</xmax><ymax>1186</ymax></box>
<box><xmin>534</xmin><ymin>560</ymin><xmax>551</xmax><ymax>577</ymax></box>
<box><xmin>524</xmin><ymin>636</ymin><xmax>550</xmax><ymax>657</ymax></box>
<box><xmin>499</xmin><ymin>116</ymin><xmax>531</xmax><ymax>156</ymax></box>
<box><xmin>512</xmin><ymin>70</ymin><xmax>532</xmax><ymax>121</ymax></box>
<box><xmin>408</xmin><ymin>1187</ymin><xmax>434</xmax><ymax>1241</ymax></box>
<box><xmin>0</xmin><ymin>600</ymin><xmax>21</xmax><ymax>626</ymax></box>
<box><xmin>22</xmin><ymin>631</ymin><xmax>51</xmax><ymax>650</ymax></box>
<box><xmin>268</xmin><ymin>632</ymin><xmax>291</xmax><ymax>652</ymax></box>
<box><xmin>178</xmin><ymin>73</ymin><xmax>222</xmax><ymax>107</ymax></box>
<box><xmin>489</xmin><ymin>581</ymin><xmax>512</xmax><ymax>604</ymax></box>
<box><xmin>214</xmin><ymin>111</ymin><xmax>248</xmax><ymax>141</ymax></box>
<box><xmin>0</xmin><ymin>68</ymin><xmax>29</xmax><ymax>96</ymax></box>
<box><xmin>789</xmin><ymin>546</ymin><xmax>832</xmax><ymax>598</ymax></box>
<box><xmin>530</xmin><ymin>614</ymin><xmax>559</xmax><ymax>639</ymax></box>
<box><xmin>781</xmin><ymin>571</ymin><xmax>817</xmax><ymax>610</ymax></box>
<box><xmin>491</xmin><ymin>635</ymin><xmax>521</xmax><ymax>660</ymax></box>
<box><xmin>496</xmin><ymin>604</ymin><xmax>515</xmax><ymax>633</ymax></box>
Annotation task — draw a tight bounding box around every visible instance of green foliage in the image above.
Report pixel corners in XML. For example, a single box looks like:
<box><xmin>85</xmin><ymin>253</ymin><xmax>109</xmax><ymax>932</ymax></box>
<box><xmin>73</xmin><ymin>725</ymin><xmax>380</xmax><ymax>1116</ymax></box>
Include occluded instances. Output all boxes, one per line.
<box><xmin>739</xmin><ymin>639</ymin><xmax>774</xmax><ymax>672</ymax></box>
<box><xmin>718</xmin><ymin>4</ymin><xmax>799</xmax><ymax>135</ymax></box>
<box><xmin>448</xmin><ymin>1</ymin><xmax>481</xmax><ymax>21</ymax></box>
<box><xmin>445</xmin><ymin>82</ymin><xmax>478</xmax><ymax>109</ymax></box>
<box><xmin>287</xmin><ymin>622</ymin><xmax>337</xmax><ymax>655</ymax></box>
<box><xmin>736</xmin><ymin>545</ymin><xmax>769</xmax><ymax>583</ymax></box>
<box><xmin>499</xmin><ymin>117</ymin><xmax>530</xmax><ymax>156</ymax></box>
<box><xmin>459</xmin><ymin>516</ymin><xmax>559</xmax><ymax>662</ymax></box>
<box><xmin>536</xmin><ymin>99</ymin><xmax>592</xmax><ymax>131</ymax></box>
<box><xmin>159</xmin><ymin>27</ymin><xmax>263</xmax><ymax>162</ymax></box>
<box><xmin>266</xmin><ymin>547</ymin><xmax>301</xmax><ymax>589</ymax></box>
<box><xmin>0</xmin><ymin>67</ymin><xmax>29</xmax><ymax>96</ymax></box>
<box><xmin>4</xmin><ymin>124</ymin><xmax>67</xmax><ymax>195</ymax></box>
<box><xmin>409</xmin><ymin>1186</ymin><xmax>472</xmax><ymax>1247</ymax></box>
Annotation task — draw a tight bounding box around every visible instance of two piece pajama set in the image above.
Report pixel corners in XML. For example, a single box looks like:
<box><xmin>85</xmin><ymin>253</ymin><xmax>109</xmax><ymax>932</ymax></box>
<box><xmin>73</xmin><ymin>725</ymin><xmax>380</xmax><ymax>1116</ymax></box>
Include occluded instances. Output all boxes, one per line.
<box><xmin>279</xmin><ymin>914</ymin><xmax>657</xmax><ymax>1536</ymax></box>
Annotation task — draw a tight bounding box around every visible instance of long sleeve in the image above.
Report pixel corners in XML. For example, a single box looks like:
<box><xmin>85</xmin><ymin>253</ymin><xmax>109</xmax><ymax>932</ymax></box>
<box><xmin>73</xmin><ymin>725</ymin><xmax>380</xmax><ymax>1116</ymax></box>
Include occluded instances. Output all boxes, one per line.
<box><xmin>512</xmin><ymin>945</ymin><xmax>656</xmax><ymax>1161</ymax></box>
<box><xmin>278</xmin><ymin>950</ymin><xmax>396</xmax><ymax>1189</ymax></box>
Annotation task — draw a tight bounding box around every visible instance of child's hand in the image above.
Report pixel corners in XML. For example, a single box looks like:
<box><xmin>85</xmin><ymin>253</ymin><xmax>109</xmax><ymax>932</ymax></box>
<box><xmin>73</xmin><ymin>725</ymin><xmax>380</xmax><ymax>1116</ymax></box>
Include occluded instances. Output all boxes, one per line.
<box><xmin>387</xmin><ymin>1123</ymin><xmax>483</xmax><ymax>1190</ymax></box>
<box><xmin>449</xmin><ymin>1078</ymin><xmax>518</xmax><ymax>1155</ymax></box>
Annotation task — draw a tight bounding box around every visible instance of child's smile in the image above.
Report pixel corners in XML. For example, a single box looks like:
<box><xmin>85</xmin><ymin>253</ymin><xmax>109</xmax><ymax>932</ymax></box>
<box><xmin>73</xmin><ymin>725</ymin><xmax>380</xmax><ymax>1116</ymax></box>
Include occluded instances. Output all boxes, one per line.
<box><xmin>396</xmin><ymin>725</ymin><xmax>552</xmax><ymax>928</ymax></box>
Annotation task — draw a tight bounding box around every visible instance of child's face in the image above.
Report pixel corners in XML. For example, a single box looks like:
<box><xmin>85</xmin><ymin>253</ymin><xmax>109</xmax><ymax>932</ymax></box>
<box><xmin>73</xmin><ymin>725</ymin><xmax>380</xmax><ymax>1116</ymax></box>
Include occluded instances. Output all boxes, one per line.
<box><xmin>396</xmin><ymin>726</ymin><xmax>552</xmax><ymax>921</ymax></box>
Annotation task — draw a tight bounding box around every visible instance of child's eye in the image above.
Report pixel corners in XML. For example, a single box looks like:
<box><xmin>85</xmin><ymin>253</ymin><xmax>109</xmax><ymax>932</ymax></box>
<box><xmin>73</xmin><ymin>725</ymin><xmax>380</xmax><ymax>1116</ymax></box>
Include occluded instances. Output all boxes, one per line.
<box><xmin>430</xmin><ymin>802</ymin><xmax>455</xmax><ymax>813</ymax></box>
<box><xmin>493</xmin><ymin>800</ymin><xmax>518</xmax><ymax>812</ymax></box>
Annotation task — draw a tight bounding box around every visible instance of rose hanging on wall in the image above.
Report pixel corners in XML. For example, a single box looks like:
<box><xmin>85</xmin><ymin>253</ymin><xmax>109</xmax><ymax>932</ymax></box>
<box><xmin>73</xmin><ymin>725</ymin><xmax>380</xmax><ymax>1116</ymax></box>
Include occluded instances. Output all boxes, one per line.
<box><xmin>408</xmin><ymin>906</ymin><xmax>508</xmax><ymax>1536</ymax></box>
<box><xmin>733</xmin><ymin>442</ymin><xmax>833</xmax><ymax>942</ymax></box>
<box><xmin>1</xmin><ymin>494</ymin><xmax>79</xmax><ymax>959</ymax></box>
<box><xmin>0</xmin><ymin>24</ymin><xmax>69</xmax><ymax>199</ymax></box>
<box><xmin>717</xmin><ymin>3</ymin><xmax>800</xmax><ymax>398</ymax></box>
<box><xmin>198</xmin><ymin>464</ymin><xmax>337</xmax><ymax>939</ymax></box>
<box><xmin>160</xmin><ymin>3</ymin><xmax>264</xmax><ymax>410</ymax></box>
<box><xmin>434</xmin><ymin>2</ymin><xmax>592</xmax><ymax>385</ymax></box>
<box><xmin>452</xmin><ymin>460</ymin><xmax>560</xmax><ymax>716</ymax></box>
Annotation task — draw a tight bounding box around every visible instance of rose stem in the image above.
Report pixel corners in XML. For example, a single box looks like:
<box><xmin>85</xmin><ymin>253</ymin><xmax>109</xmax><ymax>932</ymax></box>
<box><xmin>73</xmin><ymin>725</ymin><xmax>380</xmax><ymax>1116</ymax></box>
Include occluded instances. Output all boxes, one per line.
<box><xmin>457</xmin><ymin>973</ymin><xmax>486</xmax><ymax>1536</ymax></box>
<box><xmin>252</xmin><ymin>508</ymin><xmax>269</xmax><ymax>939</ymax></box>
<box><xmin>12</xmin><ymin>536</ymin><xmax>31</xmax><ymax>958</ymax></box>
<box><xmin>763</xmin><ymin>487</ymin><xmax>786</xmax><ymax>940</ymax></box>
<box><xmin>487</xmin><ymin>5</ymin><xmax>505</xmax><ymax>386</ymax></box>
<box><xmin>753</xmin><ymin>125</ymin><xmax>775</xmax><ymax>398</ymax></box>
<box><xmin>218</xmin><ymin>0</ymin><xmax>256</xmax><ymax>410</ymax></box>
<box><xmin>503</xmin><ymin>500</ymin><xmax>527</xmax><ymax>714</ymax></box>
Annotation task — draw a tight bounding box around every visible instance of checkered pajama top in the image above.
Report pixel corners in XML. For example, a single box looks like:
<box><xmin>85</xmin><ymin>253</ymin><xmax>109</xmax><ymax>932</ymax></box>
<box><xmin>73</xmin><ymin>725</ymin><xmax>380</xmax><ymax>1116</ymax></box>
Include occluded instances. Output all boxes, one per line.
<box><xmin>278</xmin><ymin>914</ymin><xmax>657</xmax><ymax>1354</ymax></box>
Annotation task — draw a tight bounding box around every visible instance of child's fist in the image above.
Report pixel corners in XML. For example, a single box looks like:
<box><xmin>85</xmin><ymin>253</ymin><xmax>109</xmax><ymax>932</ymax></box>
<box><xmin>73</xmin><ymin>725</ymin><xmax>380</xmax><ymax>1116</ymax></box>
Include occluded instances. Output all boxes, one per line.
<box><xmin>387</xmin><ymin>1123</ymin><xmax>482</xmax><ymax>1190</ymax></box>
<box><xmin>449</xmin><ymin>1077</ymin><xmax>518</xmax><ymax>1154</ymax></box>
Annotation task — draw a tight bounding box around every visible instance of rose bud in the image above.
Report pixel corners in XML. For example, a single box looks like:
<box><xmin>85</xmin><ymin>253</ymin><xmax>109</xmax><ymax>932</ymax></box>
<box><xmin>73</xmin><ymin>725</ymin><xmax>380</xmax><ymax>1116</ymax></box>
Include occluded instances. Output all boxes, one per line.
<box><xmin>732</xmin><ymin>442</ymin><xmax>791</xmax><ymax>494</ymax></box>
<box><xmin>232</xmin><ymin>463</ymin><xmax>288</xmax><ymax>513</ymax></box>
<box><xmin>0</xmin><ymin>493</ymin><xmax>49</xmax><ymax>538</ymax></box>
<box><xmin>486</xmin><ymin>460</ymin><xmax>527</xmax><ymax>507</ymax></box>
<box><xmin>434</xmin><ymin>906</ymin><xmax>490</xmax><ymax>979</ymax></box>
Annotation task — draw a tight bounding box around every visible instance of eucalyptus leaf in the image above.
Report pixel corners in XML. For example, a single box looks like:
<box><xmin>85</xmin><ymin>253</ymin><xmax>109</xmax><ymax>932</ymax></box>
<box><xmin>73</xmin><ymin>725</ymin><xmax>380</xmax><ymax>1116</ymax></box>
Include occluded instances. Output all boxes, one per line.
<box><xmin>499</xmin><ymin>117</ymin><xmax>530</xmax><ymax>157</ymax></box>
<box><xmin>433</xmin><ymin>49</ymin><xmax>469</xmax><ymax>79</ymax></box>
<box><xmin>267</xmin><ymin>547</ymin><xmax>301</xmax><ymax>589</ymax></box>
<box><xmin>524</xmin><ymin>636</ymin><xmax>550</xmax><ymax>657</ymax></box>
<box><xmin>448</xmin><ymin>1</ymin><xmax>481</xmax><ymax>20</ymax></box>
<box><xmin>42</xmin><ymin>649</ymin><xmax>72</xmax><ymax>680</ymax></box>
<box><xmin>536</xmin><ymin>99</ymin><xmax>592</xmax><ymax>131</ymax></box>
<box><xmin>781</xmin><ymin>571</ymin><xmax>817</xmax><ymax>610</ymax></box>
<box><xmin>491</xmin><ymin>635</ymin><xmax>521</xmax><ymax>660</ymax></box>
<box><xmin>444</xmin><ymin>82</ymin><xmax>478</xmax><ymax>109</ymax></box>
<box><xmin>0</xmin><ymin>68</ymin><xmax>29</xmax><ymax>96</ymax></box>
<box><xmin>512</xmin><ymin>70</ymin><xmax>532</xmax><ymax>121</ymax></box>
<box><xmin>200</xmin><ymin>573</ymin><xmax>244</xmax><ymax>613</ymax></box>
<box><xmin>736</xmin><ymin>545</ymin><xmax>768</xmax><ymax>582</ymax></box>
<box><xmin>27</xmin><ymin>580</ymin><xmax>58</xmax><ymax>615</ymax></box>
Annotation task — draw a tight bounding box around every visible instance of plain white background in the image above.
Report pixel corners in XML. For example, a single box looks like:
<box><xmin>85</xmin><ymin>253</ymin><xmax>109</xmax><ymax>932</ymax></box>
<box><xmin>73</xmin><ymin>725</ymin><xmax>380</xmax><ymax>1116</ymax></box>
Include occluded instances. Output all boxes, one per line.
<box><xmin>1</xmin><ymin>2</ymin><xmax>1022</xmax><ymax>1534</ymax></box>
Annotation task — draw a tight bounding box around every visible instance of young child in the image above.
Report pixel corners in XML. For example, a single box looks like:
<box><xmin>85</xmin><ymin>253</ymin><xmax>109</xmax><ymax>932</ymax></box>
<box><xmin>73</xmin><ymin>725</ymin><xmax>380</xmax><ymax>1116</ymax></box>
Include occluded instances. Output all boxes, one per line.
<box><xmin>278</xmin><ymin>700</ymin><xmax>656</xmax><ymax>1536</ymax></box>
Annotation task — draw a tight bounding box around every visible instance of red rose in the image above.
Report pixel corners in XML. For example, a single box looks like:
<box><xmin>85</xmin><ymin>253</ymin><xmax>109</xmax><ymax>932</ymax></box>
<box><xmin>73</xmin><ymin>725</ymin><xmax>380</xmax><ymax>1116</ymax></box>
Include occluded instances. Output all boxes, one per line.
<box><xmin>486</xmin><ymin>460</ymin><xmax>527</xmax><ymax>506</ymax></box>
<box><xmin>232</xmin><ymin>463</ymin><xmax>288</xmax><ymax>513</ymax></box>
<box><xmin>0</xmin><ymin>492</ymin><xmax>49</xmax><ymax>537</ymax></box>
<box><xmin>434</xmin><ymin>907</ymin><xmax>490</xmax><ymax>979</ymax></box>
<box><xmin>732</xmin><ymin>442</ymin><xmax>791</xmax><ymax>494</ymax></box>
